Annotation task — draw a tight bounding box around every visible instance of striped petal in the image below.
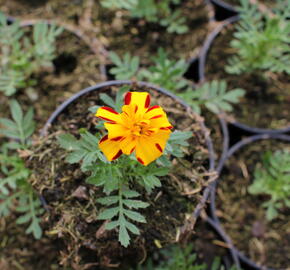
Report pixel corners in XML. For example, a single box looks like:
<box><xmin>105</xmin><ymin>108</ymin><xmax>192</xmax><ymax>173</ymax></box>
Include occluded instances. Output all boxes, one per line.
<box><xmin>104</xmin><ymin>122</ymin><xmax>129</xmax><ymax>139</ymax></box>
<box><xmin>145</xmin><ymin>105</ymin><xmax>173</xmax><ymax>129</ymax></box>
<box><xmin>119</xmin><ymin>135</ymin><xmax>137</xmax><ymax>155</ymax></box>
<box><xmin>99</xmin><ymin>135</ymin><xmax>123</xmax><ymax>161</ymax></box>
<box><xmin>135</xmin><ymin>130</ymin><xmax>171</xmax><ymax>166</ymax></box>
<box><xmin>124</xmin><ymin>92</ymin><xmax>151</xmax><ymax>114</ymax></box>
<box><xmin>96</xmin><ymin>106</ymin><xmax>121</xmax><ymax>123</ymax></box>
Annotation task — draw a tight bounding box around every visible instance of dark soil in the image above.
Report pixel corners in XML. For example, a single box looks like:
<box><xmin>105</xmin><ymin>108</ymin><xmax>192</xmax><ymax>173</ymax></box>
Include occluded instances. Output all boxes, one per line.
<box><xmin>215</xmin><ymin>139</ymin><xmax>290</xmax><ymax>269</ymax></box>
<box><xmin>25</xmin><ymin>83</ymin><xmax>212</xmax><ymax>269</ymax></box>
<box><xmin>205</xmin><ymin>23</ymin><xmax>290</xmax><ymax>130</ymax></box>
<box><xmin>0</xmin><ymin>214</ymin><xmax>63</xmax><ymax>270</ymax></box>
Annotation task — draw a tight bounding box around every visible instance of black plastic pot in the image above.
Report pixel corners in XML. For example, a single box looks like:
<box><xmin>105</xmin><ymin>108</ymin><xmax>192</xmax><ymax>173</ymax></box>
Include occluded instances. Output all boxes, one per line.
<box><xmin>207</xmin><ymin>0</ymin><xmax>238</xmax><ymax>21</ymax></box>
<box><xmin>39</xmin><ymin>79</ymin><xmax>232</xmax><ymax>266</ymax></box>
<box><xmin>199</xmin><ymin>15</ymin><xmax>290</xmax><ymax>135</ymax></box>
<box><xmin>209</xmin><ymin>133</ymin><xmax>290</xmax><ymax>270</ymax></box>
<box><xmin>42</xmin><ymin>79</ymin><xmax>216</xmax><ymax>221</ymax></box>
<box><xmin>210</xmin><ymin>0</ymin><xmax>237</xmax><ymax>13</ymax></box>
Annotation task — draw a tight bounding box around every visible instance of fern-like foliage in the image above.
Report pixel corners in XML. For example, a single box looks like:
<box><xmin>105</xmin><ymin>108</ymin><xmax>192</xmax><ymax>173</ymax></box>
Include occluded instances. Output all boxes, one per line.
<box><xmin>179</xmin><ymin>80</ymin><xmax>245</xmax><ymax>115</ymax></box>
<box><xmin>97</xmin><ymin>188</ymin><xmax>149</xmax><ymax>247</ymax></box>
<box><xmin>101</xmin><ymin>0</ymin><xmax>188</xmax><ymax>34</ymax></box>
<box><xmin>0</xmin><ymin>99</ymin><xmax>35</xmax><ymax>147</ymax></box>
<box><xmin>248</xmin><ymin>150</ymin><xmax>290</xmax><ymax>220</ymax></box>
<box><xmin>138</xmin><ymin>48</ymin><xmax>190</xmax><ymax>92</ymax></box>
<box><xmin>0</xmin><ymin>12</ymin><xmax>62</xmax><ymax>95</ymax></box>
<box><xmin>0</xmin><ymin>101</ymin><xmax>44</xmax><ymax>239</ymax></box>
<box><xmin>109</xmin><ymin>49</ymin><xmax>190</xmax><ymax>93</ymax></box>
<box><xmin>0</xmin><ymin>152</ymin><xmax>44</xmax><ymax>239</ymax></box>
<box><xmin>133</xmin><ymin>245</ymin><xmax>240</xmax><ymax>270</ymax></box>
<box><xmin>225</xmin><ymin>0</ymin><xmax>290</xmax><ymax>75</ymax></box>
<box><xmin>109</xmin><ymin>52</ymin><xmax>140</xmax><ymax>80</ymax></box>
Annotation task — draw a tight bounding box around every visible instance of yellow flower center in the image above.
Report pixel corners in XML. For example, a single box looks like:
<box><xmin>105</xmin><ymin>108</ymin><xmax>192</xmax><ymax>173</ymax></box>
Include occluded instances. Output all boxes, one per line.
<box><xmin>131</xmin><ymin>120</ymin><xmax>152</xmax><ymax>137</ymax></box>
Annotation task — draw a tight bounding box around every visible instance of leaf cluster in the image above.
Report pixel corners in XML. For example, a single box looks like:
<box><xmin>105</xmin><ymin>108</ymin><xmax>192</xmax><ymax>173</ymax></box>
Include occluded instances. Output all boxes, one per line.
<box><xmin>101</xmin><ymin>0</ymin><xmax>188</xmax><ymax>34</ymax></box>
<box><xmin>109</xmin><ymin>51</ymin><xmax>245</xmax><ymax>115</ymax></box>
<box><xmin>0</xmin><ymin>101</ymin><xmax>43</xmax><ymax>239</ymax></box>
<box><xmin>132</xmin><ymin>244</ymin><xmax>241</xmax><ymax>270</ymax></box>
<box><xmin>0</xmin><ymin>99</ymin><xmax>35</xmax><ymax>147</ymax></box>
<box><xmin>179</xmin><ymin>80</ymin><xmax>245</xmax><ymax>115</ymax></box>
<box><xmin>248</xmin><ymin>150</ymin><xmax>290</xmax><ymax>220</ymax></box>
<box><xmin>0</xmin><ymin>153</ymin><xmax>44</xmax><ymax>239</ymax></box>
<box><xmin>0</xmin><ymin>12</ymin><xmax>62</xmax><ymax>95</ymax></box>
<box><xmin>109</xmin><ymin>49</ymin><xmax>190</xmax><ymax>93</ymax></box>
<box><xmin>225</xmin><ymin>0</ymin><xmax>290</xmax><ymax>75</ymax></box>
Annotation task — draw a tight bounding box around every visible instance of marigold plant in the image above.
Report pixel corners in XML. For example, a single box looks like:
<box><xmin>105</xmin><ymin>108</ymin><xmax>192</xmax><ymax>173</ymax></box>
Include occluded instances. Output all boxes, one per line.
<box><xmin>58</xmin><ymin>89</ymin><xmax>192</xmax><ymax>246</ymax></box>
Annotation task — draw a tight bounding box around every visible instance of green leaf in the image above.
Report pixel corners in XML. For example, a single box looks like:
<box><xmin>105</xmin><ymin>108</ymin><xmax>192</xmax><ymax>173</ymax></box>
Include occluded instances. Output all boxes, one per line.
<box><xmin>98</xmin><ymin>207</ymin><xmax>120</xmax><ymax>220</ymax></box>
<box><xmin>123</xmin><ymin>209</ymin><xmax>146</xmax><ymax>223</ymax></box>
<box><xmin>97</xmin><ymin>196</ymin><xmax>119</xmax><ymax>206</ymax></box>
<box><xmin>123</xmin><ymin>199</ymin><xmax>150</xmax><ymax>209</ymax></box>
<box><xmin>57</xmin><ymin>134</ymin><xmax>79</xmax><ymax>150</ymax></box>
<box><xmin>119</xmin><ymin>223</ymin><xmax>130</xmax><ymax>247</ymax></box>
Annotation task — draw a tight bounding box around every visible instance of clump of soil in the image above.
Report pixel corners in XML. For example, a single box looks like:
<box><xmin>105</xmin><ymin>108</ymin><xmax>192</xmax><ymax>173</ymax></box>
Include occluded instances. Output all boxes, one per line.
<box><xmin>215</xmin><ymin>139</ymin><xmax>290</xmax><ymax>269</ymax></box>
<box><xmin>26</xmin><ymin>83</ymin><xmax>211</xmax><ymax>269</ymax></box>
<box><xmin>205</xmin><ymin>23</ymin><xmax>290</xmax><ymax>130</ymax></box>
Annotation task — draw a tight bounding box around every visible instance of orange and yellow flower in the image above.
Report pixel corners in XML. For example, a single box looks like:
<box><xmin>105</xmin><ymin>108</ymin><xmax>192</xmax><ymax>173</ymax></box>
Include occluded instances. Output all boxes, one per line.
<box><xmin>95</xmin><ymin>91</ymin><xmax>173</xmax><ymax>166</ymax></box>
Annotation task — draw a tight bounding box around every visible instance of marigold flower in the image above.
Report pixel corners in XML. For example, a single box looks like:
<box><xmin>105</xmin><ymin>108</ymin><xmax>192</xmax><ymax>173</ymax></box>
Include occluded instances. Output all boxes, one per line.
<box><xmin>96</xmin><ymin>91</ymin><xmax>173</xmax><ymax>166</ymax></box>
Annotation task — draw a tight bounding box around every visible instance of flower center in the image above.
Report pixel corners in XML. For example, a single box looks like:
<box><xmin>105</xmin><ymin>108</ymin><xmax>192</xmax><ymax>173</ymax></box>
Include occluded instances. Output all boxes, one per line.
<box><xmin>131</xmin><ymin>120</ymin><xmax>151</xmax><ymax>137</ymax></box>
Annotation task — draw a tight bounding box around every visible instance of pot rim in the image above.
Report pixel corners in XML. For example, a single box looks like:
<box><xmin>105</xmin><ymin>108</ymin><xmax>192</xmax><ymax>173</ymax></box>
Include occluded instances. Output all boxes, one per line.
<box><xmin>210</xmin><ymin>0</ymin><xmax>238</xmax><ymax>12</ymax></box>
<box><xmin>198</xmin><ymin>15</ymin><xmax>290</xmax><ymax>134</ymax></box>
<box><xmin>210</xmin><ymin>133</ymin><xmax>290</xmax><ymax>270</ymax></box>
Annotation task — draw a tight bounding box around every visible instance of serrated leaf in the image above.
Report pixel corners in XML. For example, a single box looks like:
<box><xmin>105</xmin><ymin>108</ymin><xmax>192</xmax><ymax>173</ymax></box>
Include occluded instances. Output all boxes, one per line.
<box><xmin>123</xmin><ymin>209</ymin><xmax>146</xmax><ymax>223</ymax></box>
<box><xmin>57</xmin><ymin>134</ymin><xmax>78</xmax><ymax>151</ymax></box>
<box><xmin>98</xmin><ymin>207</ymin><xmax>120</xmax><ymax>220</ymax></box>
<box><xmin>97</xmin><ymin>196</ymin><xmax>119</xmax><ymax>205</ymax></box>
<box><xmin>123</xmin><ymin>199</ymin><xmax>150</xmax><ymax>209</ymax></box>
<box><xmin>119</xmin><ymin>224</ymin><xmax>130</xmax><ymax>247</ymax></box>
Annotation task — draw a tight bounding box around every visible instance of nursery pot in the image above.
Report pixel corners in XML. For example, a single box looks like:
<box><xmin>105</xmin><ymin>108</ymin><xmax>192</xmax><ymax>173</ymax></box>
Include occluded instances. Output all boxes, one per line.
<box><xmin>29</xmin><ymin>80</ymin><xmax>216</xmax><ymax>268</ymax></box>
<box><xmin>210</xmin><ymin>133</ymin><xmax>290</xmax><ymax>270</ymax></box>
<box><xmin>199</xmin><ymin>15</ymin><xmax>290</xmax><ymax>134</ymax></box>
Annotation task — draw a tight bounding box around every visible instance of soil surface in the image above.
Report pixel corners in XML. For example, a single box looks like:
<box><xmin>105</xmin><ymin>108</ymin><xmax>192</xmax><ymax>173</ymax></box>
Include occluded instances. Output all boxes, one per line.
<box><xmin>216</xmin><ymin>139</ymin><xmax>290</xmax><ymax>269</ymax></box>
<box><xmin>205</xmin><ymin>23</ymin><xmax>290</xmax><ymax>130</ymax></box>
<box><xmin>26</xmin><ymin>83</ymin><xmax>212</xmax><ymax>269</ymax></box>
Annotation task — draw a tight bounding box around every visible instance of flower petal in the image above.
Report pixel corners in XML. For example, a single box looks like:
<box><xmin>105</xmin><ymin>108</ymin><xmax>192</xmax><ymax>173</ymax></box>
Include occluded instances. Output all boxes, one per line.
<box><xmin>119</xmin><ymin>135</ymin><xmax>137</xmax><ymax>155</ymax></box>
<box><xmin>124</xmin><ymin>92</ymin><xmax>151</xmax><ymax>114</ymax></box>
<box><xmin>104</xmin><ymin>122</ymin><xmax>129</xmax><ymax>139</ymax></box>
<box><xmin>96</xmin><ymin>106</ymin><xmax>121</xmax><ymax>123</ymax></box>
<box><xmin>144</xmin><ymin>105</ymin><xmax>173</xmax><ymax>129</ymax></box>
<box><xmin>135</xmin><ymin>130</ymin><xmax>171</xmax><ymax>166</ymax></box>
<box><xmin>99</xmin><ymin>135</ymin><xmax>123</xmax><ymax>161</ymax></box>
